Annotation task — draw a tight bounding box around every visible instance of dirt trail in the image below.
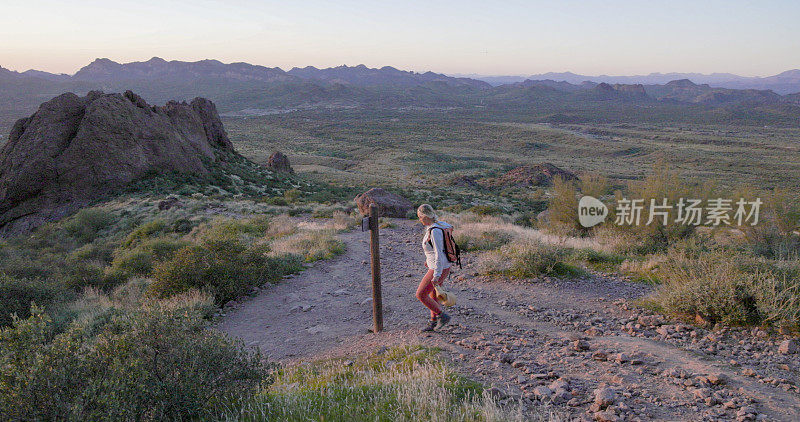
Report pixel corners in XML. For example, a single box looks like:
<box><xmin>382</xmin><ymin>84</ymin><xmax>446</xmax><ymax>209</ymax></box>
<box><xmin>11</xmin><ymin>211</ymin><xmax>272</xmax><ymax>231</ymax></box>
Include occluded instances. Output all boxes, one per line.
<box><xmin>219</xmin><ymin>219</ymin><xmax>800</xmax><ymax>421</ymax></box>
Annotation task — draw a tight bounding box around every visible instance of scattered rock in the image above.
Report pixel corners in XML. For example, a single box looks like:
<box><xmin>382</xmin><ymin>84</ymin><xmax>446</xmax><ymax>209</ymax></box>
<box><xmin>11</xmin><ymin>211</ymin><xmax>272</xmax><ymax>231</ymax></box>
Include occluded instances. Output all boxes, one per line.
<box><xmin>573</xmin><ymin>339</ymin><xmax>591</xmax><ymax>351</ymax></box>
<box><xmin>778</xmin><ymin>339</ymin><xmax>798</xmax><ymax>355</ymax></box>
<box><xmin>532</xmin><ymin>386</ymin><xmax>553</xmax><ymax>399</ymax></box>
<box><xmin>593</xmin><ymin>410</ymin><xmax>619</xmax><ymax>422</ymax></box>
<box><xmin>266</xmin><ymin>151</ymin><xmax>293</xmax><ymax>173</ymax></box>
<box><xmin>593</xmin><ymin>387</ymin><xmax>616</xmax><ymax>408</ymax></box>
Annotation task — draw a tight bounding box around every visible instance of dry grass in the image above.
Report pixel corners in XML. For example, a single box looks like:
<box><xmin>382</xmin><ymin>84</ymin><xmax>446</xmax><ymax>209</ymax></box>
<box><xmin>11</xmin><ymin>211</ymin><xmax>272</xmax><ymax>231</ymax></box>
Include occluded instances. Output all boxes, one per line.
<box><xmin>218</xmin><ymin>346</ymin><xmax>561</xmax><ymax>422</ymax></box>
<box><xmin>269</xmin><ymin>229</ymin><xmax>345</xmax><ymax>262</ymax></box>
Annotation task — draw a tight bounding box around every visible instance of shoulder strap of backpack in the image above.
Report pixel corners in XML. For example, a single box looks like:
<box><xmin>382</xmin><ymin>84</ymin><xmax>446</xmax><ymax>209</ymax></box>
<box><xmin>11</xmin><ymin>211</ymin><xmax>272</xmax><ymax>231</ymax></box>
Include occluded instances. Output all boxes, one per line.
<box><xmin>426</xmin><ymin>226</ymin><xmax>444</xmax><ymax>247</ymax></box>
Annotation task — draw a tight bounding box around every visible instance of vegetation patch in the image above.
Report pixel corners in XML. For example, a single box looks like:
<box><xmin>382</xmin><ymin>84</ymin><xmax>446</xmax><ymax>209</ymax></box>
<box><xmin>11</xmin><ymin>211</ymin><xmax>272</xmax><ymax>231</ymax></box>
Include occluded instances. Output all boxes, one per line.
<box><xmin>218</xmin><ymin>346</ymin><xmax>530</xmax><ymax>422</ymax></box>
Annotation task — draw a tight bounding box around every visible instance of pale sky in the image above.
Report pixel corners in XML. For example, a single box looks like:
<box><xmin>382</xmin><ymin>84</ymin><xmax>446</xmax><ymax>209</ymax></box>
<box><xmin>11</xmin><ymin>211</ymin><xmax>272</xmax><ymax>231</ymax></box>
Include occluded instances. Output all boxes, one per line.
<box><xmin>1</xmin><ymin>0</ymin><xmax>798</xmax><ymax>76</ymax></box>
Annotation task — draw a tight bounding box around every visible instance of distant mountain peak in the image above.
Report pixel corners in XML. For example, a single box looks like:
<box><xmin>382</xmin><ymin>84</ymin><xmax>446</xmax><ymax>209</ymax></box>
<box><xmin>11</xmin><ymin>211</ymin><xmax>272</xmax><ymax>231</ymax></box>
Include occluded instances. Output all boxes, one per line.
<box><xmin>666</xmin><ymin>79</ymin><xmax>697</xmax><ymax>87</ymax></box>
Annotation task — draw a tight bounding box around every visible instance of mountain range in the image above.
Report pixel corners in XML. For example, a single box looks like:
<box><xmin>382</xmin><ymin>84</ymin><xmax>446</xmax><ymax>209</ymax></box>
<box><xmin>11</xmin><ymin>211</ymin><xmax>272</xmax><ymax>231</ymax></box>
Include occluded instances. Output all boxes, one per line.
<box><xmin>456</xmin><ymin>70</ymin><xmax>800</xmax><ymax>94</ymax></box>
<box><xmin>2</xmin><ymin>57</ymin><xmax>800</xmax><ymax>129</ymax></box>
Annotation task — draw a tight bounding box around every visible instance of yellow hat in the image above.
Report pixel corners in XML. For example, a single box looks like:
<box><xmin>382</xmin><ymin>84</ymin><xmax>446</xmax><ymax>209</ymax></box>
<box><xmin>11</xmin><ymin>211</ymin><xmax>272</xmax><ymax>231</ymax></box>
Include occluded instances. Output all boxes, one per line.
<box><xmin>435</xmin><ymin>286</ymin><xmax>456</xmax><ymax>307</ymax></box>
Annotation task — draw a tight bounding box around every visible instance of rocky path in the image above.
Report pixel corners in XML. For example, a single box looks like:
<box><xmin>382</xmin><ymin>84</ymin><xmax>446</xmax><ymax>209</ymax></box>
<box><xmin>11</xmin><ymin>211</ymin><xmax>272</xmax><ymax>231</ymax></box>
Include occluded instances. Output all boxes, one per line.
<box><xmin>218</xmin><ymin>219</ymin><xmax>800</xmax><ymax>422</ymax></box>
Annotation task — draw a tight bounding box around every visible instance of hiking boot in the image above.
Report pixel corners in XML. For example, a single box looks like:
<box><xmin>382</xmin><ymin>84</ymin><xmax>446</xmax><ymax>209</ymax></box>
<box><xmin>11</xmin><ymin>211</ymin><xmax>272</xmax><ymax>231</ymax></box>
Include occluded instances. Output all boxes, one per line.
<box><xmin>421</xmin><ymin>318</ymin><xmax>438</xmax><ymax>332</ymax></box>
<box><xmin>436</xmin><ymin>312</ymin><xmax>451</xmax><ymax>329</ymax></box>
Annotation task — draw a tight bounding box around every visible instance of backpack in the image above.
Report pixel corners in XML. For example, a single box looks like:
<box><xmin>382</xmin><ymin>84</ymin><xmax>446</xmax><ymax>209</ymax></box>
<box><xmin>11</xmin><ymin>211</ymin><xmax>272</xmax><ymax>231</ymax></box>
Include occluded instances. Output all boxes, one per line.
<box><xmin>427</xmin><ymin>225</ymin><xmax>462</xmax><ymax>269</ymax></box>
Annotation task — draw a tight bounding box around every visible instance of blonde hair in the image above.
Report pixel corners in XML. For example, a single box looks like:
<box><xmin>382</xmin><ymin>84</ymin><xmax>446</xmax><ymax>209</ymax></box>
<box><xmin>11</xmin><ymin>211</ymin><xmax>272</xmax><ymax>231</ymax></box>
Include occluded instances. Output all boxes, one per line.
<box><xmin>417</xmin><ymin>204</ymin><xmax>438</xmax><ymax>221</ymax></box>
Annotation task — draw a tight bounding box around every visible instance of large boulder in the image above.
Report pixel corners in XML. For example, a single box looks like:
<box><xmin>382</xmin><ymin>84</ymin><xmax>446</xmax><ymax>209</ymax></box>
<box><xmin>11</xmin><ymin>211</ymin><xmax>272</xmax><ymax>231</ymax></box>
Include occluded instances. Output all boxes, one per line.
<box><xmin>267</xmin><ymin>151</ymin><xmax>293</xmax><ymax>173</ymax></box>
<box><xmin>354</xmin><ymin>188</ymin><xmax>413</xmax><ymax>218</ymax></box>
<box><xmin>0</xmin><ymin>90</ymin><xmax>233</xmax><ymax>233</ymax></box>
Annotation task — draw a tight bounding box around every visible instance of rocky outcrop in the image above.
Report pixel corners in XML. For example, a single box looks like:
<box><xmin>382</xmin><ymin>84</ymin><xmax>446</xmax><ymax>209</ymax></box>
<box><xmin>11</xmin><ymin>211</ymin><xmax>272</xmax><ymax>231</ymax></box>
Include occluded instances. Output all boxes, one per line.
<box><xmin>0</xmin><ymin>90</ymin><xmax>233</xmax><ymax>233</ymax></box>
<box><xmin>267</xmin><ymin>151</ymin><xmax>293</xmax><ymax>173</ymax></box>
<box><xmin>354</xmin><ymin>188</ymin><xmax>413</xmax><ymax>218</ymax></box>
<box><xmin>491</xmin><ymin>163</ymin><xmax>578</xmax><ymax>187</ymax></box>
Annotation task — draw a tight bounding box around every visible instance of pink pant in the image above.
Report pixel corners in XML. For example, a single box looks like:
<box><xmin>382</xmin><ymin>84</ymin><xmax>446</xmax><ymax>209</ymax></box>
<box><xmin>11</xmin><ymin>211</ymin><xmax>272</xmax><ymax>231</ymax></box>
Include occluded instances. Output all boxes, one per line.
<box><xmin>416</xmin><ymin>267</ymin><xmax>451</xmax><ymax>319</ymax></box>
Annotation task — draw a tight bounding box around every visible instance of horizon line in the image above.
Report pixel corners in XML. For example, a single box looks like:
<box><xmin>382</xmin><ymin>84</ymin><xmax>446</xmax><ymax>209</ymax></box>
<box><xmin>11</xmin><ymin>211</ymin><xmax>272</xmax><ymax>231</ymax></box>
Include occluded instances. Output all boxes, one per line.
<box><xmin>3</xmin><ymin>56</ymin><xmax>798</xmax><ymax>80</ymax></box>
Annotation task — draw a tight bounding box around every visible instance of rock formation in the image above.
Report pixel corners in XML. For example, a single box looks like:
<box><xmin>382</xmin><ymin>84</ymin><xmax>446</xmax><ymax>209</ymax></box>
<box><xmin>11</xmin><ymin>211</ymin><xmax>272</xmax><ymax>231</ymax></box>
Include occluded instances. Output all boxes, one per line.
<box><xmin>354</xmin><ymin>188</ymin><xmax>413</xmax><ymax>218</ymax></box>
<box><xmin>0</xmin><ymin>90</ymin><xmax>233</xmax><ymax>233</ymax></box>
<box><xmin>491</xmin><ymin>163</ymin><xmax>578</xmax><ymax>187</ymax></box>
<box><xmin>267</xmin><ymin>151</ymin><xmax>293</xmax><ymax>173</ymax></box>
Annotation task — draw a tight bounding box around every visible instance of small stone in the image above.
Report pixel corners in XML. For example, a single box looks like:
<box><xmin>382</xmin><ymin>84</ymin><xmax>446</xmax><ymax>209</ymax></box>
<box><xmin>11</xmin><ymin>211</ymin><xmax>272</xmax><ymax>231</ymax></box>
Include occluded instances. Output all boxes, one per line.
<box><xmin>574</xmin><ymin>339</ymin><xmax>591</xmax><ymax>351</ymax></box>
<box><xmin>637</xmin><ymin>315</ymin><xmax>663</xmax><ymax>326</ymax></box>
<box><xmin>692</xmin><ymin>388</ymin><xmax>712</xmax><ymax>400</ymax></box>
<box><xmin>592</xmin><ymin>352</ymin><xmax>608</xmax><ymax>361</ymax></box>
<box><xmin>549</xmin><ymin>379</ymin><xmax>570</xmax><ymax>391</ymax></box>
<box><xmin>593</xmin><ymin>387</ymin><xmax>617</xmax><ymax>408</ymax></box>
<box><xmin>778</xmin><ymin>339</ymin><xmax>798</xmax><ymax>355</ymax></box>
<box><xmin>594</xmin><ymin>410</ymin><xmax>620</xmax><ymax>422</ymax></box>
<box><xmin>533</xmin><ymin>386</ymin><xmax>553</xmax><ymax>399</ymax></box>
<box><xmin>706</xmin><ymin>373</ymin><xmax>728</xmax><ymax>385</ymax></box>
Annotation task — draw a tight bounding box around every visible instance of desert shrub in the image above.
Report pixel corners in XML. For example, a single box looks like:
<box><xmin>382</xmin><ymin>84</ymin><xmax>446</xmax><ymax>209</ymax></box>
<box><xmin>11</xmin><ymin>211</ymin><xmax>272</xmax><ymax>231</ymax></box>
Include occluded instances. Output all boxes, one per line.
<box><xmin>741</xmin><ymin>188</ymin><xmax>800</xmax><ymax>259</ymax></box>
<box><xmin>743</xmin><ymin>266</ymin><xmax>800</xmax><ymax>330</ymax></box>
<box><xmin>62</xmin><ymin>208</ymin><xmax>116</xmax><ymax>243</ymax></box>
<box><xmin>580</xmin><ymin>173</ymin><xmax>610</xmax><ymax>198</ymax></box>
<box><xmin>479</xmin><ymin>241</ymin><xmax>586</xmax><ymax>279</ymax></box>
<box><xmin>0</xmin><ymin>306</ymin><xmax>269</xmax><ymax>421</ymax></box>
<box><xmin>105</xmin><ymin>237</ymin><xmax>189</xmax><ymax>285</ymax></box>
<box><xmin>63</xmin><ymin>259</ymin><xmax>108</xmax><ymax>290</ymax></box>
<box><xmin>263</xmin><ymin>196</ymin><xmax>288</xmax><ymax>206</ymax></box>
<box><xmin>69</xmin><ymin>240</ymin><xmax>116</xmax><ymax>263</ymax></box>
<box><xmin>547</xmin><ymin>176</ymin><xmax>582</xmax><ymax>234</ymax></box>
<box><xmin>123</xmin><ymin>219</ymin><xmax>168</xmax><ymax>247</ymax></box>
<box><xmin>512</xmin><ymin>210</ymin><xmax>539</xmax><ymax>228</ymax></box>
<box><xmin>105</xmin><ymin>249</ymin><xmax>155</xmax><ymax>282</ymax></box>
<box><xmin>454</xmin><ymin>229</ymin><xmax>513</xmax><ymax>252</ymax></box>
<box><xmin>196</xmin><ymin>216</ymin><xmax>271</xmax><ymax>242</ymax></box>
<box><xmin>648</xmin><ymin>251</ymin><xmax>760</xmax><ymax>325</ymax></box>
<box><xmin>149</xmin><ymin>236</ymin><xmax>302</xmax><ymax>304</ymax></box>
<box><xmin>269</xmin><ymin>230</ymin><xmax>345</xmax><ymax>262</ymax></box>
<box><xmin>284</xmin><ymin>188</ymin><xmax>302</xmax><ymax>203</ymax></box>
<box><xmin>621</xmin><ymin>160</ymin><xmax>712</xmax><ymax>254</ymax></box>
<box><xmin>646</xmin><ymin>246</ymin><xmax>800</xmax><ymax>328</ymax></box>
<box><xmin>0</xmin><ymin>276</ymin><xmax>72</xmax><ymax>327</ymax></box>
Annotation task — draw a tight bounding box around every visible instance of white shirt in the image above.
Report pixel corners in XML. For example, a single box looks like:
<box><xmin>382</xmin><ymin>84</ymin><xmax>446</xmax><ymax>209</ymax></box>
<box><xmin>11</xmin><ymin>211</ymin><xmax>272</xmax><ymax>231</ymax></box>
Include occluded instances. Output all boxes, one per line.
<box><xmin>422</xmin><ymin>221</ymin><xmax>452</xmax><ymax>280</ymax></box>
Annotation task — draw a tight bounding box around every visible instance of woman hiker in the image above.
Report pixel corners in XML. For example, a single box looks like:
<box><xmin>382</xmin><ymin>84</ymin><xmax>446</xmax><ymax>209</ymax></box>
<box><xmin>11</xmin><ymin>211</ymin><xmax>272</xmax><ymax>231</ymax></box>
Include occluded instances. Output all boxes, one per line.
<box><xmin>415</xmin><ymin>204</ymin><xmax>452</xmax><ymax>332</ymax></box>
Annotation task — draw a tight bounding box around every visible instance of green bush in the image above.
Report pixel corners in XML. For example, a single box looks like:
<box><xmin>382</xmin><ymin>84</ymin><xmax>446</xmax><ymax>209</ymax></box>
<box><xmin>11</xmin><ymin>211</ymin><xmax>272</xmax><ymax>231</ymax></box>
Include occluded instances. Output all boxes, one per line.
<box><xmin>0</xmin><ymin>276</ymin><xmax>71</xmax><ymax>327</ymax></box>
<box><xmin>649</xmin><ymin>251</ymin><xmax>760</xmax><ymax>326</ymax></box>
<box><xmin>105</xmin><ymin>249</ymin><xmax>155</xmax><ymax>282</ymax></box>
<box><xmin>149</xmin><ymin>236</ymin><xmax>302</xmax><ymax>304</ymax></box>
<box><xmin>0</xmin><ymin>307</ymin><xmax>269</xmax><ymax>421</ymax></box>
<box><xmin>62</xmin><ymin>208</ymin><xmax>116</xmax><ymax>243</ymax></box>
<box><xmin>123</xmin><ymin>219</ymin><xmax>168</xmax><ymax>247</ymax></box>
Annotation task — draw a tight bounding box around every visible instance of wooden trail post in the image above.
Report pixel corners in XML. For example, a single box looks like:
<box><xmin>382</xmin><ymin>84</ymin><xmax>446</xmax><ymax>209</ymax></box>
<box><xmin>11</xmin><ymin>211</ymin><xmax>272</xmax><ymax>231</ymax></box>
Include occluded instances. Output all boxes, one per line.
<box><xmin>368</xmin><ymin>204</ymin><xmax>383</xmax><ymax>332</ymax></box>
